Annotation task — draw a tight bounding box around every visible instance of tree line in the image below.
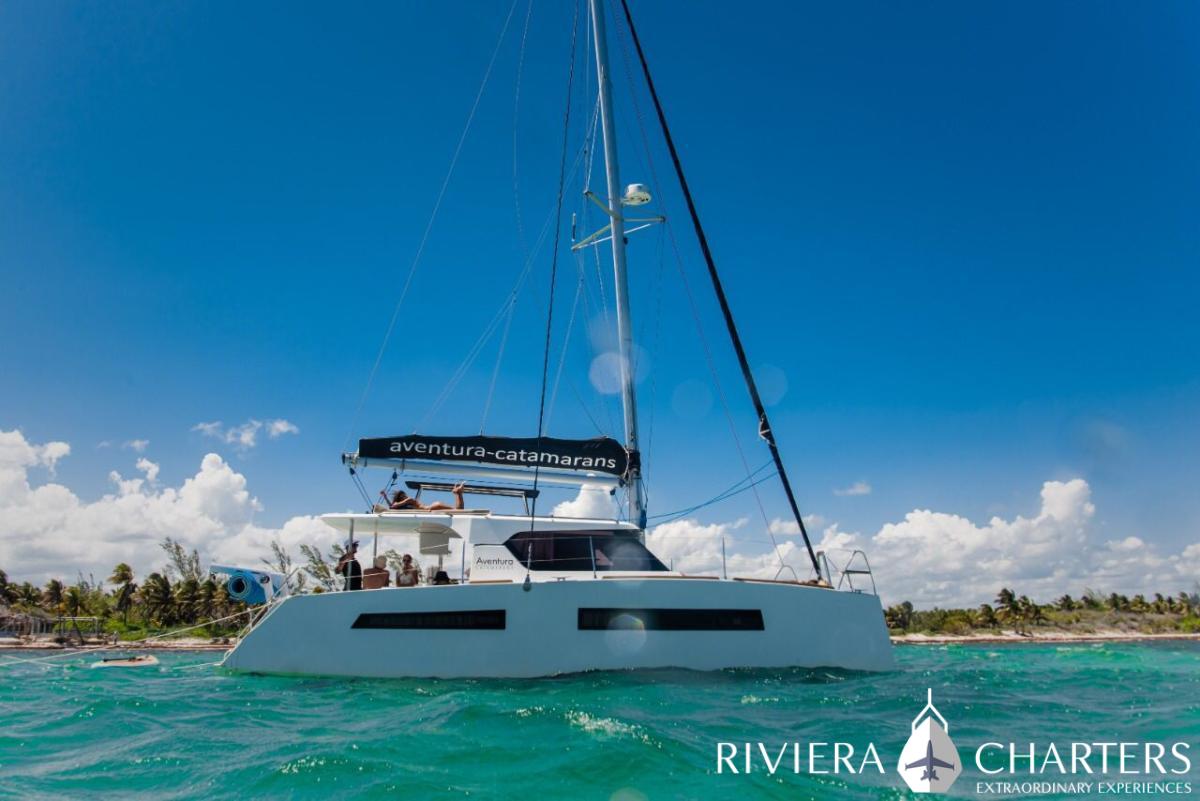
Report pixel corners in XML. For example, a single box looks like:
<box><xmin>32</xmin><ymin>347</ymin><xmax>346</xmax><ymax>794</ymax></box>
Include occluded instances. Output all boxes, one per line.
<box><xmin>885</xmin><ymin>587</ymin><xmax>1200</xmax><ymax>636</ymax></box>
<box><xmin>0</xmin><ymin>537</ymin><xmax>416</xmax><ymax>639</ymax></box>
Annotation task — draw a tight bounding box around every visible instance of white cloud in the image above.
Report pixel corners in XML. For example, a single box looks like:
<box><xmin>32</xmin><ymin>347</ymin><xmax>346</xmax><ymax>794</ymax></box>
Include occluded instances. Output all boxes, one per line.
<box><xmin>0</xmin><ymin>430</ymin><xmax>338</xmax><ymax>585</ymax></box>
<box><xmin>136</xmin><ymin>457</ymin><xmax>160</xmax><ymax>484</ymax></box>
<box><xmin>768</xmin><ymin>514</ymin><xmax>825</xmax><ymax>535</ymax></box>
<box><xmin>266</xmin><ymin>419</ymin><xmax>300</xmax><ymax>438</ymax></box>
<box><xmin>0</xmin><ymin>431</ymin><xmax>70</xmax><ymax>490</ymax></box>
<box><xmin>192</xmin><ymin>418</ymin><xmax>299</xmax><ymax>450</ymax></box>
<box><xmin>651</xmin><ymin>478</ymin><xmax>1199</xmax><ymax>608</ymax></box>
<box><xmin>834</xmin><ymin>481</ymin><xmax>872</xmax><ymax>497</ymax></box>
<box><xmin>5</xmin><ymin>429</ymin><xmax>1197</xmax><ymax>611</ymax></box>
<box><xmin>124</xmin><ymin>439</ymin><xmax>149</xmax><ymax>453</ymax></box>
<box><xmin>648</xmin><ymin>517</ymin><xmax>803</xmax><ymax>578</ymax></box>
<box><xmin>553</xmin><ymin>484</ymin><xmax>618</xmax><ymax>519</ymax></box>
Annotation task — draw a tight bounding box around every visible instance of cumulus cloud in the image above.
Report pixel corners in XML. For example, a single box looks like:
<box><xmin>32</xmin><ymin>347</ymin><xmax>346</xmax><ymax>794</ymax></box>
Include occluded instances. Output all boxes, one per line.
<box><xmin>553</xmin><ymin>484</ymin><xmax>618</xmax><ymax>519</ymax></box>
<box><xmin>192</xmin><ymin>418</ymin><xmax>299</xmax><ymax>450</ymax></box>
<box><xmin>651</xmin><ymin>478</ymin><xmax>1199</xmax><ymax>608</ymax></box>
<box><xmin>0</xmin><ymin>429</ymin><xmax>337</xmax><ymax>585</ymax></box>
<box><xmin>124</xmin><ymin>439</ymin><xmax>149</xmax><ymax>453</ymax></box>
<box><xmin>834</xmin><ymin>481</ymin><xmax>872</xmax><ymax>497</ymax></box>
<box><xmin>6</xmin><ymin>428</ymin><xmax>1197</xmax><ymax>610</ymax></box>
<box><xmin>648</xmin><ymin>517</ymin><xmax>805</xmax><ymax>578</ymax></box>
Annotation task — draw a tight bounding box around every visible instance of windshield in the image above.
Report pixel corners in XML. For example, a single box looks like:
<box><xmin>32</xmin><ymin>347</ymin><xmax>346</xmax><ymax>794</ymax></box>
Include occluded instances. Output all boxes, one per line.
<box><xmin>504</xmin><ymin>530</ymin><xmax>669</xmax><ymax>572</ymax></box>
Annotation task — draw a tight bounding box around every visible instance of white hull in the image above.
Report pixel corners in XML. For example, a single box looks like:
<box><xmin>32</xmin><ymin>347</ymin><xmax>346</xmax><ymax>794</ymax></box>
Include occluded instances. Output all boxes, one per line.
<box><xmin>222</xmin><ymin>579</ymin><xmax>894</xmax><ymax>678</ymax></box>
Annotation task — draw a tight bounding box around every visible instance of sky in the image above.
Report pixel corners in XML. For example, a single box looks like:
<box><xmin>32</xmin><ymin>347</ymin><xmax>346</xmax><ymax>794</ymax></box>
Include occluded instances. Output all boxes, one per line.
<box><xmin>2</xmin><ymin>1</ymin><xmax>1198</xmax><ymax>606</ymax></box>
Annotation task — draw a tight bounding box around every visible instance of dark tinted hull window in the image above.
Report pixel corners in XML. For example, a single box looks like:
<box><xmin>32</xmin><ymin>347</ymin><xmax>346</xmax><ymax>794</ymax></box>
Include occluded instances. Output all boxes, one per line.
<box><xmin>578</xmin><ymin>608</ymin><xmax>764</xmax><ymax>631</ymax></box>
<box><xmin>352</xmin><ymin>610</ymin><xmax>506</xmax><ymax>630</ymax></box>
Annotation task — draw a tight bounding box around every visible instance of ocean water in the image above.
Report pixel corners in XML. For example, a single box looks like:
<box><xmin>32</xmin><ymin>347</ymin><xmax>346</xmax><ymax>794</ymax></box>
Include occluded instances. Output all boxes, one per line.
<box><xmin>1</xmin><ymin>642</ymin><xmax>1197</xmax><ymax>800</ymax></box>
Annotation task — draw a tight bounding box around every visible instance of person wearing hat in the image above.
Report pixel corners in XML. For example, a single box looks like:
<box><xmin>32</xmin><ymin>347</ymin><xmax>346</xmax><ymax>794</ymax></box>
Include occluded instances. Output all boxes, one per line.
<box><xmin>335</xmin><ymin>541</ymin><xmax>363</xmax><ymax>591</ymax></box>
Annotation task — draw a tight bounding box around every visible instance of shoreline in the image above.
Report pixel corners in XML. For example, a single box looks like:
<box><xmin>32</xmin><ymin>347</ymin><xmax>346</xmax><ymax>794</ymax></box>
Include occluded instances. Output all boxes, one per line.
<box><xmin>6</xmin><ymin>631</ymin><xmax>1200</xmax><ymax>652</ymax></box>
<box><xmin>0</xmin><ymin>637</ymin><xmax>231</xmax><ymax>652</ymax></box>
<box><xmin>892</xmin><ymin>630</ymin><xmax>1200</xmax><ymax>645</ymax></box>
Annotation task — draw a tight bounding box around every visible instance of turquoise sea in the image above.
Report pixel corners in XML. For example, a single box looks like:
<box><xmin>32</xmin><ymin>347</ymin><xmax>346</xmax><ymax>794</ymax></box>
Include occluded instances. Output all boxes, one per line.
<box><xmin>1</xmin><ymin>642</ymin><xmax>1197</xmax><ymax>800</ymax></box>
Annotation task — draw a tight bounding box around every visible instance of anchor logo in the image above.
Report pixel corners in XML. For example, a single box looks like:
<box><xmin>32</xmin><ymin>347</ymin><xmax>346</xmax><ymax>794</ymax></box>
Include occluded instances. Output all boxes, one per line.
<box><xmin>896</xmin><ymin>689</ymin><xmax>960</xmax><ymax>794</ymax></box>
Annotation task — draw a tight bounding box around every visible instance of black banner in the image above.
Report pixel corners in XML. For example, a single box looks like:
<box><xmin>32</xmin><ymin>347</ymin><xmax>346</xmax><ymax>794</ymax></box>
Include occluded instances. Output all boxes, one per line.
<box><xmin>358</xmin><ymin>434</ymin><xmax>631</xmax><ymax>478</ymax></box>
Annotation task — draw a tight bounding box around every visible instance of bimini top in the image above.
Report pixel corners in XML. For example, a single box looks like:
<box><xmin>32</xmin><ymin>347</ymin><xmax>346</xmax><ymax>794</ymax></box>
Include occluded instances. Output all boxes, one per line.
<box><xmin>355</xmin><ymin>434</ymin><xmax>635</xmax><ymax>479</ymax></box>
<box><xmin>321</xmin><ymin>510</ymin><xmax>640</xmax><ymax>547</ymax></box>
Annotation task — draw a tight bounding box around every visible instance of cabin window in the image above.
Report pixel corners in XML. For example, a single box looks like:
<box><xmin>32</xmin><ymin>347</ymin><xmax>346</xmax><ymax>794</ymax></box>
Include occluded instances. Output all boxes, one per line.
<box><xmin>351</xmin><ymin>610</ymin><xmax>506</xmax><ymax>630</ymax></box>
<box><xmin>578</xmin><ymin>608</ymin><xmax>765</xmax><ymax>631</ymax></box>
<box><xmin>504</xmin><ymin>530</ymin><xmax>669</xmax><ymax>572</ymax></box>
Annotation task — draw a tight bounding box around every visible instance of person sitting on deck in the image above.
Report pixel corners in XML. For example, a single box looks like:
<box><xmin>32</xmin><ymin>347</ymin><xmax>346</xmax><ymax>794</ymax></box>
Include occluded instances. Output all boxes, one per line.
<box><xmin>396</xmin><ymin>554</ymin><xmax>421</xmax><ymax>587</ymax></box>
<box><xmin>389</xmin><ymin>482</ymin><xmax>466</xmax><ymax>512</ymax></box>
<box><xmin>335</xmin><ymin>541</ymin><xmax>363</xmax><ymax>591</ymax></box>
<box><xmin>362</xmin><ymin>555</ymin><xmax>390</xmax><ymax>589</ymax></box>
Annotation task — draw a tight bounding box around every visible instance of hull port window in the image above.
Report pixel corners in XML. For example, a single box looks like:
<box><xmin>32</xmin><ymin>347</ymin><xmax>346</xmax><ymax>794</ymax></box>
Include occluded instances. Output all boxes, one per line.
<box><xmin>351</xmin><ymin>610</ymin><xmax>506</xmax><ymax>630</ymax></box>
<box><xmin>504</xmin><ymin>531</ymin><xmax>669</xmax><ymax>572</ymax></box>
<box><xmin>578</xmin><ymin>608</ymin><xmax>765</xmax><ymax>631</ymax></box>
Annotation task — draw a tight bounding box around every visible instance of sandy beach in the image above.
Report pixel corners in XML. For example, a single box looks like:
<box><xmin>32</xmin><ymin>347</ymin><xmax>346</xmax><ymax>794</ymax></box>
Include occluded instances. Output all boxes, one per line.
<box><xmin>892</xmin><ymin>630</ymin><xmax>1200</xmax><ymax>645</ymax></box>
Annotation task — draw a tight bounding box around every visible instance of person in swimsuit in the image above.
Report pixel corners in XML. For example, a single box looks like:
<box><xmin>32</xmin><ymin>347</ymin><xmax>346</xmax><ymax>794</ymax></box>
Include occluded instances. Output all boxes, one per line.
<box><xmin>396</xmin><ymin>554</ymin><xmax>421</xmax><ymax>587</ymax></box>
<box><xmin>389</xmin><ymin>482</ymin><xmax>466</xmax><ymax>511</ymax></box>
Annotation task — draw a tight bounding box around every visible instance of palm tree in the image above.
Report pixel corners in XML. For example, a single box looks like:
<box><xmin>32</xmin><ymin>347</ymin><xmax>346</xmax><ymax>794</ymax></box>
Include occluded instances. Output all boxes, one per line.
<box><xmin>1130</xmin><ymin>594</ymin><xmax>1150</xmax><ymax>614</ymax></box>
<box><xmin>1178</xmin><ymin>592</ymin><xmax>1194</xmax><ymax>616</ymax></box>
<box><xmin>174</xmin><ymin>578</ymin><xmax>201</xmax><ymax>624</ymax></box>
<box><xmin>138</xmin><ymin>573</ymin><xmax>175</xmax><ymax>626</ymax></box>
<box><xmin>198</xmin><ymin>578</ymin><xmax>219</xmax><ymax>622</ymax></box>
<box><xmin>109</xmin><ymin>563</ymin><xmax>137</xmax><ymax>624</ymax></box>
<box><xmin>43</xmin><ymin>579</ymin><xmax>65</xmax><ymax>612</ymax></box>
<box><xmin>64</xmin><ymin>585</ymin><xmax>89</xmax><ymax>616</ymax></box>
<box><xmin>975</xmin><ymin>604</ymin><xmax>997</xmax><ymax>628</ymax></box>
<box><xmin>0</xmin><ymin>569</ymin><xmax>16</xmax><ymax>605</ymax></box>
<box><xmin>1055</xmin><ymin>595</ymin><xmax>1075</xmax><ymax>612</ymax></box>
<box><xmin>16</xmin><ymin>583</ymin><xmax>40</xmax><ymax>608</ymax></box>
<box><xmin>995</xmin><ymin>588</ymin><xmax>1017</xmax><ymax>611</ymax></box>
<box><xmin>884</xmin><ymin>601</ymin><xmax>914</xmax><ymax>630</ymax></box>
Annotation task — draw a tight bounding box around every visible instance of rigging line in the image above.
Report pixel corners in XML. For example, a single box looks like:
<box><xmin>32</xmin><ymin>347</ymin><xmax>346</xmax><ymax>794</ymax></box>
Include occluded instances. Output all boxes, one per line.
<box><xmin>647</xmin><ymin>459</ymin><xmax>773</xmax><ymax>519</ymax></box>
<box><xmin>544</xmin><ymin>267</ymin><xmax>585</xmax><ymax>434</ymax></box>
<box><xmin>640</xmin><ymin>224</ymin><xmax>667</xmax><ymax>494</ymax></box>
<box><xmin>531</xmin><ymin>0</ymin><xmax>581</xmax><ymax>527</ymax></box>
<box><xmin>341</xmin><ymin>0</ymin><xmax>521</xmax><ymax>453</ymax></box>
<box><xmin>617</xmin><ymin>0</ymin><xmax>822</xmax><ymax>579</ymax></box>
<box><xmin>606</xmin><ymin>0</ymin><xmax>776</xmax><ymax>547</ymax></box>
<box><xmin>609</xmin><ymin>19</ymin><xmax>788</xmax><ymax>575</ymax></box>
<box><xmin>511</xmin><ymin>0</ymin><xmax>535</xmax><ymax>257</ymax></box>
<box><xmin>479</xmin><ymin>295</ymin><xmax>517</xmax><ymax>433</ymax></box>
<box><xmin>650</xmin><ymin>470</ymin><xmax>779</xmax><ymax>526</ymax></box>
<box><xmin>418</xmin><ymin>139</ymin><xmax>590</xmax><ymax>430</ymax></box>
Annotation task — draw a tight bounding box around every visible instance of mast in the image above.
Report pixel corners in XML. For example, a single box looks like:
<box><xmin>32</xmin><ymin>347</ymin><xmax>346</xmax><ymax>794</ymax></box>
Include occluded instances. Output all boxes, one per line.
<box><xmin>589</xmin><ymin>0</ymin><xmax>646</xmax><ymax>528</ymax></box>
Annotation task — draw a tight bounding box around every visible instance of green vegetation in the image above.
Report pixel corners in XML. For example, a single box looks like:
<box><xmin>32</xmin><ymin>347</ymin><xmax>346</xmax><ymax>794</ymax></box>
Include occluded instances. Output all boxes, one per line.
<box><xmin>0</xmin><ymin>538</ymin><xmax>263</xmax><ymax>642</ymax></box>
<box><xmin>886</xmin><ymin>588</ymin><xmax>1200</xmax><ymax>637</ymax></box>
<box><xmin>0</xmin><ymin>537</ymin><xmax>393</xmax><ymax>642</ymax></box>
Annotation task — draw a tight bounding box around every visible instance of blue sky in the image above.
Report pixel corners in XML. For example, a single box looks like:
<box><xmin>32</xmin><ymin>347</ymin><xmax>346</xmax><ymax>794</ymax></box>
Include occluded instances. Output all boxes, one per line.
<box><xmin>2</xmin><ymin>1</ymin><xmax>1198</xmax><ymax>580</ymax></box>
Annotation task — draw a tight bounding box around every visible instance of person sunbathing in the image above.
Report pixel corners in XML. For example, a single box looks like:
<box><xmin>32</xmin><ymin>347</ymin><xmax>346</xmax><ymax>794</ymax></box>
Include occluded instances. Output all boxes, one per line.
<box><xmin>389</xmin><ymin>483</ymin><xmax>466</xmax><ymax>511</ymax></box>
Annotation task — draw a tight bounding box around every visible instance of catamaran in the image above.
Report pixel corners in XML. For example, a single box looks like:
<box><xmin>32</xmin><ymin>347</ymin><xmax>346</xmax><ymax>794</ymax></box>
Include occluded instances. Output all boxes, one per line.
<box><xmin>221</xmin><ymin>0</ymin><xmax>894</xmax><ymax>678</ymax></box>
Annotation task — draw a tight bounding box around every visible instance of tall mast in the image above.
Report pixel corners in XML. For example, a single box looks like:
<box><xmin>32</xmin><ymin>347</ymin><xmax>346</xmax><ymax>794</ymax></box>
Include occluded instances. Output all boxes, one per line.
<box><xmin>589</xmin><ymin>0</ymin><xmax>645</xmax><ymax>528</ymax></box>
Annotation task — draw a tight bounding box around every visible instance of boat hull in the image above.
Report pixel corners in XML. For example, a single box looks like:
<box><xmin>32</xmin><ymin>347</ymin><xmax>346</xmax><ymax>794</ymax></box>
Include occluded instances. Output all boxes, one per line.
<box><xmin>222</xmin><ymin>579</ymin><xmax>894</xmax><ymax>678</ymax></box>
